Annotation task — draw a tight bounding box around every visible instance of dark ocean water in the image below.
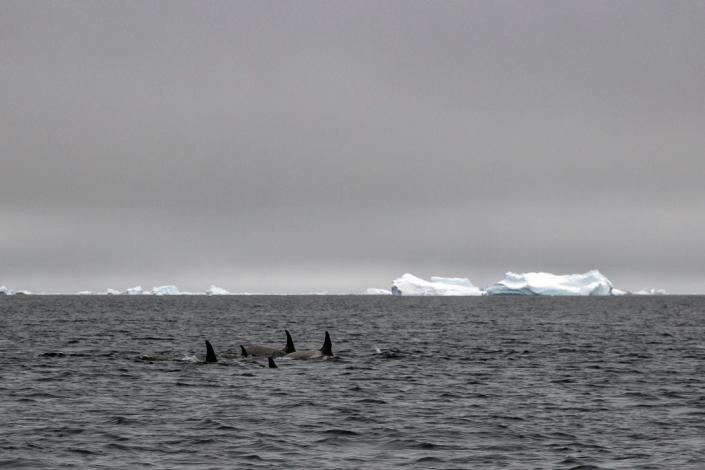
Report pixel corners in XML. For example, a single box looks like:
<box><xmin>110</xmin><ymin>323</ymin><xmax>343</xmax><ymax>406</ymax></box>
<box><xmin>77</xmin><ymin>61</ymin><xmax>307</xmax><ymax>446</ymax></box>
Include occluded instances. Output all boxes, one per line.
<box><xmin>1</xmin><ymin>295</ymin><xmax>705</xmax><ymax>469</ymax></box>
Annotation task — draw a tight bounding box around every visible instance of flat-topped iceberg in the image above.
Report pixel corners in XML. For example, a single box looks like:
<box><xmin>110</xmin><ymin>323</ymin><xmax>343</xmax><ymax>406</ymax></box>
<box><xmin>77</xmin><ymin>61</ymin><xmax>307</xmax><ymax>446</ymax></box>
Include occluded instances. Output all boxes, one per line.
<box><xmin>390</xmin><ymin>273</ymin><xmax>483</xmax><ymax>296</ymax></box>
<box><xmin>486</xmin><ymin>270</ymin><xmax>615</xmax><ymax>296</ymax></box>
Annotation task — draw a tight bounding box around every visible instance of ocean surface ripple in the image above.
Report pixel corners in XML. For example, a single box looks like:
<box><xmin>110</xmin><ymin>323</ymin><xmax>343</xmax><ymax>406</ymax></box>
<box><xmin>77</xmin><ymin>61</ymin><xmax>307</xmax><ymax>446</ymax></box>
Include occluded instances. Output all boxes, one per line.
<box><xmin>1</xmin><ymin>295</ymin><xmax>704</xmax><ymax>469</ymax></box>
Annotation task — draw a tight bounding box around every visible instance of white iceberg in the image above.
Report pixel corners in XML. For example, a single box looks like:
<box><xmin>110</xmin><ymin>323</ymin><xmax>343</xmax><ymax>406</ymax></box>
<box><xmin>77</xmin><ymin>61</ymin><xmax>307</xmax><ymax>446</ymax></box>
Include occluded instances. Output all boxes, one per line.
<box><xmin>1</xmin><ymin>286</ymin><xmax>14</xmax><ymax>295</ymax></box>
<box><xmin>151</xmin><ymin>285</ymin><xmax>181</xmax><ymax>295</ymax></box>
<box><xmin>103</xmin><ymin>288</ymin><xmax>122</xmax><ymax>295</ymax></box>
<box><xmin>486</xmin><ymin>270</ymin><xmax>615</xmax><ymax>296</ymax></box>
<box><xmin>390</xmin><ymin>273</ymin><xmax>483</xmax><ymax>296</ymax></box>
<box><xmin>363</xmin><ymin>288</ymin><xmax>392</xmax><ymax>295</ymax></box>
<box><xmin>206</xmin><ymin>285</ymin><xmax>230</xmax><ymax>295</ymax></box>
<box><xmin>126</xmin><ymin>286</ymin><xmax>144</xmax><ymax>295</ymax></box>
<box><xmin>76</xmin><ymin>291</ymin><xmax>93</xmax><ymax>295</ymax></box>
<box><xmin>634</xmin><ymin>288</ymin><xmax>668</xmax><ymax>295</ymax></box>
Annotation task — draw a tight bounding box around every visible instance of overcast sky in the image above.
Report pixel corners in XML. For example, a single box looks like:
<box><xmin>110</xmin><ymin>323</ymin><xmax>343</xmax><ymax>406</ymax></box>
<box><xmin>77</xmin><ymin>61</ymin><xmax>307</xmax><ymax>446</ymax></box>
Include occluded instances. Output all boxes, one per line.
<box><xmin>2</xmin><ymin>0</ymin><xmax>704</xmax><ymax>293</ymax></box>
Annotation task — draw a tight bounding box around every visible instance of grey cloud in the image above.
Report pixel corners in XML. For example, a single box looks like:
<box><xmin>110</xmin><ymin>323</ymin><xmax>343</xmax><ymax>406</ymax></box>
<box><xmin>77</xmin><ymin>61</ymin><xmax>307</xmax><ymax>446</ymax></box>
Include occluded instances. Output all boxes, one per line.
<box><xmin>1</xmin><ymin>1</ymin><xmax>704</xmax><ymax>293</ymax></box>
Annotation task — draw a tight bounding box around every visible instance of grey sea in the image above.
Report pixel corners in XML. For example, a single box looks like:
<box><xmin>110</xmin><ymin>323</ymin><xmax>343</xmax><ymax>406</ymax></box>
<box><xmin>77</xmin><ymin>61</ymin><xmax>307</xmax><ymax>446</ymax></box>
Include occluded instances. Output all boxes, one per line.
<box><xmin>1</xmin><ymin>295</ymin><xmax>705</xmax><ymax>469</ymax></box>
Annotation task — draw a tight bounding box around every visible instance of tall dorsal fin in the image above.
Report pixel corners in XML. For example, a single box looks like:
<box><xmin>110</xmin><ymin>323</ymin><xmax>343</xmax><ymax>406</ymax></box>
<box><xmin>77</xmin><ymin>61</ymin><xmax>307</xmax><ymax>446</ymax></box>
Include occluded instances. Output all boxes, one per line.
<box><xmin>319</xmin><ymin>331</ymin><xmax>333</xmax><ymax>356</ymax></box>
<box><xmin>284</xmin><ymin>329</ymin><xmax>296</xmax><ymax>353</ymax></box>
<box><xmin>268</xmin><ymin>357</ymin><xmax>277</xmax><ymax>368</ymax></box>
<box><xmin>205</xmin><ymin>340</ymin><xmax>218</xmax><ymax>363</ymax></box>
<box><xmin>240</xmin><ymin>345</ymin><xmax>248</xmax><ymax>358</ymax></box>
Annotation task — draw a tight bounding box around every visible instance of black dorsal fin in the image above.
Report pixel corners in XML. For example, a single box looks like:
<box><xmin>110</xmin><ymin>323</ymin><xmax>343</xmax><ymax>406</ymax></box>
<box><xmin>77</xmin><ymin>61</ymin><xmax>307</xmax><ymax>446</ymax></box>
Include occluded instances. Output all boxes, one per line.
<box><xmin>319</xmin><ymin>331</ymin><xmax>333</xmax><ymax>356</ymax></box>
<box><xmin>205</xmin><ymin>340</ymin><xmax>218</xmax><ymax>363</ymax></box>
<box><xmin>284</xmin><ymin>329</ymin><xmax>296</xmax><ymax>353</ymax></box>
<box><xmin>268</xmin><ymin>357</ymin><xmax>277</xmax><ymax>368</ymax></box>
<box><xmin>240</xmin><ymin>345</ymin><xmax>248</xmax><ymax>358</ymax></box>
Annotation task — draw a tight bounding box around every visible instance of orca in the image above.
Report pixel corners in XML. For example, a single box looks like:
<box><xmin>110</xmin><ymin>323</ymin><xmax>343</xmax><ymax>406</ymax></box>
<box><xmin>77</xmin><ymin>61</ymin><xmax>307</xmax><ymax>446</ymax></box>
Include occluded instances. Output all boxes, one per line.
<box><xmin>239</xmin><ymin>345</ymin><xmax>279</xmax><ymax>368</ymax></box>
<box><xmin>205</xmin><ymin>340</ymin><xmax>218</xmax><ymax>363</ymax></box>
<box><xmin>284</xmin><ymin>331</ymin><xmax>333</xmax><ymax>360</ymax></box>
<box><xmin>240</xmin><ymin>330</ymin><xmax>295</xmax><ymax>357</ymax></box>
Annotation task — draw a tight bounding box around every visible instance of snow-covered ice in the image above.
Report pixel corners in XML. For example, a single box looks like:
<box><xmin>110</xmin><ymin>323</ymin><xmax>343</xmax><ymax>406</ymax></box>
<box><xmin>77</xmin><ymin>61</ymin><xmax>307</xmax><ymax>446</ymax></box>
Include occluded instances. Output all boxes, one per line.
<box><xmin>389</xmin><ymin>273</ymin><xmax>483</xmax><ymax>296</ymax></box>
<box><xmin>0</xmin><ymin>274</ymin><xmax>670</xmax><ymax>296</ymax></box>
<box><xmin>146</xmin><ymin>285</ymin><xmax>198</xmax><ymax>295</ymax></box>
<box><xmin>150</xmin><ymin>285</ymin><xmax>181</xmax><ymax>295</ymax></box>
<box><xmin>0</xmin><ymin>286</ymin><xmax>30</xmax><ymax>295</ymax></box>
<box><xmin>363</xmin><ymin>288</ymin><xmax>392</xmax><ymax>295</ymax></box>
<box><xmin>486</xmin><ymin>270</ymin><xmax>615</xmax><ymax>296</ymax></box>
<box><xmin>430</xmin><ymin>277</ymin><xmax>475</xmax><ymax>287</ymax></box>
<box><xmin>206</xmin><ymin>285</ymin><xmax>230</xmax><ymax>295</ymax></box>
<box><xmin>634</xmin><ymin>288</ymin><xmax>668</xmax><ymax>295</ymax></box>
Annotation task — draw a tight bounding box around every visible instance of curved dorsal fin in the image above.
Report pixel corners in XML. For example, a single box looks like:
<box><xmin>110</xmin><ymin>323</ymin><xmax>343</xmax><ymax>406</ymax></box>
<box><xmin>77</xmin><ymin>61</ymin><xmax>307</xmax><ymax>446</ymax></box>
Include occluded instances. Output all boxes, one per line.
<box><xmin>284</xmin><ymin>329</ymin><xmax>295</xmax><ymax>353</ymax></box>
<box><xmin>205</xmin><ymin>340</ymin><xmax>218</xmax><ymax>363</ymax></box>
<box><xmin>240</xmin><ymin>345</ymin><xmax>248</xmax><ymax>358</ymax></box>
<box><xmin>268</xmin><ymin>357</ymin><xmax>277</xmax><ymax>368</ymax></box>
<box><xmin>319</xmin><ymin>331</ymin><xmax>333</xmax><ymax>356</ymax></box>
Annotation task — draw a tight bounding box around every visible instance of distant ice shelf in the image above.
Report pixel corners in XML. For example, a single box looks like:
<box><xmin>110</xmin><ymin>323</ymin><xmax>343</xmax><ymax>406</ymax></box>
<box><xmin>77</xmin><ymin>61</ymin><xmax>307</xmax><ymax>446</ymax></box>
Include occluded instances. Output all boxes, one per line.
<box><xmin>0</xmin><ymin>275</ymin><xmax>675</xmax><ymax>296</ymax></box>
